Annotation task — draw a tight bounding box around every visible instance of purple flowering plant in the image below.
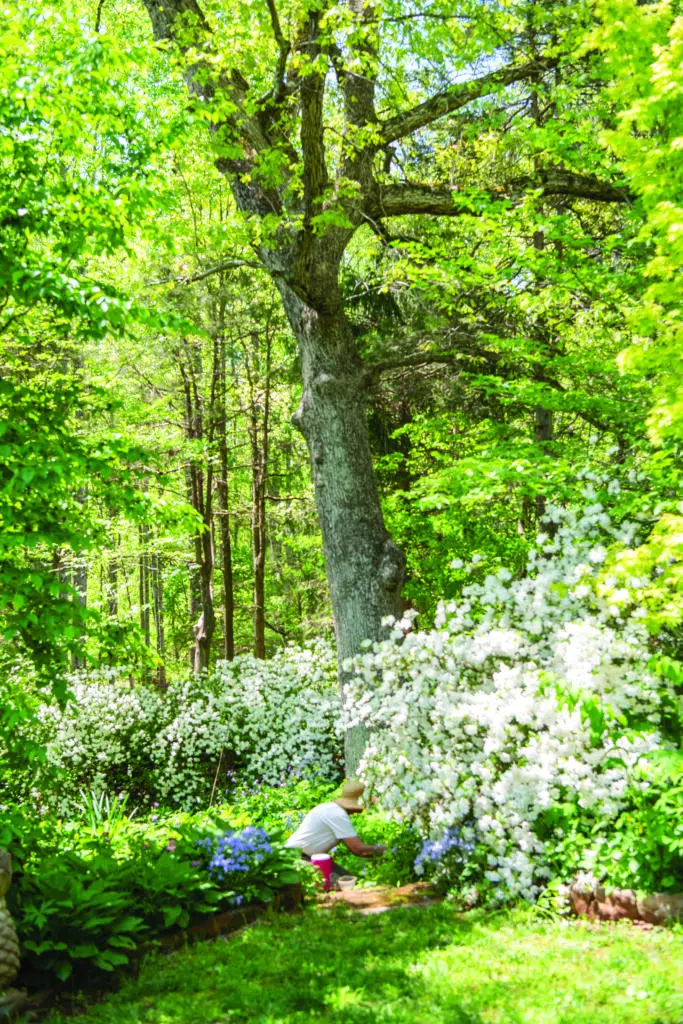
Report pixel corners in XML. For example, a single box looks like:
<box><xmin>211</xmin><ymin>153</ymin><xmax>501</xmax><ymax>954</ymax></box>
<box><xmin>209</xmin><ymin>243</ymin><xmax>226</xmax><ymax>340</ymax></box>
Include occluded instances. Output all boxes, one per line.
<box><xmin>414</xmin><ymin>827</ymin><xmax>476</xmax><ymax>879</ymax></box>
<box><xmin>195</xmin><ymin>826</ymin><xmax>302</xmax><ymax>905</ymax></box>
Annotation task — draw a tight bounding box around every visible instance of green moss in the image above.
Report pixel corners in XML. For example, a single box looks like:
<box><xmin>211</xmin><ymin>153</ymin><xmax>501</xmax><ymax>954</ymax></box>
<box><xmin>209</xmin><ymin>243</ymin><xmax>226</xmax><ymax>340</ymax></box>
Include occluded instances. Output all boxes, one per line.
<box><xmin>45</xmin><ymin>905</ymin><xmax>683</xmax><ymax>1024</ymax></box>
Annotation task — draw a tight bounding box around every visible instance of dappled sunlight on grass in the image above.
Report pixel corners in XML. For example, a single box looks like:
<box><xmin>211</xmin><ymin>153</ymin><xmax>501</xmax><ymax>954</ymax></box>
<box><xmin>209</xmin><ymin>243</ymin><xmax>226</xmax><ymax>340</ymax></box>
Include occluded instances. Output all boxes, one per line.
<box><xmin>44</xmin><ymin>905</ymin><xmax>683</xmax><ymax>1024</ymax></box>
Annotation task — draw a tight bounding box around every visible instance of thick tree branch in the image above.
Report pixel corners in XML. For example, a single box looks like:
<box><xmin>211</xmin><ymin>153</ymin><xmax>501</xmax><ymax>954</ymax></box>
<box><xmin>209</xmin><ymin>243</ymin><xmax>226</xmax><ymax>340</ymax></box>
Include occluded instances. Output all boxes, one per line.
<box><xmin>298</xmin><ymin>14</ymin><xmax>328</xmax><ymax>218</ymax></box>
<box><xmin>142</xmin><ymin>0</ymin><xmax>283</xmax><ymax>220</ymax></box>
<box><xmin>378</xmin><ymin>57</ymin><xmax>556</xmax><ymax>145</ymax></box>
<box><xmin>366</xmin><ymin>346</ymin><xmax>631</xmax><ymax>437</ymax></box>
<box><xmin>518</xmin><ymin>168</ymin><xmax>633</xmax><ymax>204</ymax></box>
<box><xmin>266</xmin><ymin>0</ymin><xmax>290</xmax><ymax>101</ymax></box>
<box><xmin>342</xmin><ymin>0</ymin><xmax>379</xmax><ymax>189</ymax></box>
<box><xmin>366</xmin><ymin>169</ymin><xmax>632</xmax><ymax>218</ymax></box>
<box><xmin>366</xmin><ymin>344</ymin><xmax>473</xmax><ymax>377</ymax></box>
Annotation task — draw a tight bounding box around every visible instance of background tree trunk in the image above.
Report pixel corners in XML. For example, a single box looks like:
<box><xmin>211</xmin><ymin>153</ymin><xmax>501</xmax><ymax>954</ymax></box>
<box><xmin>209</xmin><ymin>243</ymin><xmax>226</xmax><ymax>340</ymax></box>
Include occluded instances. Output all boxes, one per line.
<box><xmin>243</xmin><ymin>328</ymin><xmax>272</xmax><ymax>659</ymax></box>
<box><xmin>139</xmin><ymin>523</ymin><xmax>151</xmax><ymax>647</ymax></box>
<box><xmin>216</xmin><ymin>330</ymin><xmax>235</xmax><ymax>662</ymax></box>
<box><xmin>151</xmin><ymin>551</ymin><xmax>166</xmax><ymax>686</ymax></box>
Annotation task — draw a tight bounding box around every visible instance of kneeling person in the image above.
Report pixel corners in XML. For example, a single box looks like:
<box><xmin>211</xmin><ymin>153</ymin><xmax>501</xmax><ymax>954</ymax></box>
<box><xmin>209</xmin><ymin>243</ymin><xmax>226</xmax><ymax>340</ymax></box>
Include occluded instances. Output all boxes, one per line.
<box><xmin>285</xmin><ymin>781</ymin><xmax>386</xmax><ymax>886</ymax></box>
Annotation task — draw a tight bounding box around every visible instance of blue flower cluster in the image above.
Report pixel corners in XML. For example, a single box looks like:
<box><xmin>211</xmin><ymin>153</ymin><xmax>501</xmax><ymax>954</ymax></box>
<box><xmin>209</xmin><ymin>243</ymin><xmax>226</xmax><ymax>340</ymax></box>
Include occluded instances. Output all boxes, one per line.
<box><xmin>414</xmin><ymin>828</ymin><xmax>475</xmax><ymax>875</ymax></box>
<box><xmin>199</xmin><ymin>827</ymin><xmax>273</xmax><ymax>881</ymax></box>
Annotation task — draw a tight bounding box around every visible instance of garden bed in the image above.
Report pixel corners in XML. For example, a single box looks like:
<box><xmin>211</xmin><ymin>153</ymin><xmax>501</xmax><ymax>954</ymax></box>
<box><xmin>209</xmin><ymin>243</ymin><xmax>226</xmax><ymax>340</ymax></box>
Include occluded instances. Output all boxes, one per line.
<box><xmin>4</xmin><ymin>882</ymin><xmax>304</xmax><ymax>1022</ymax></box>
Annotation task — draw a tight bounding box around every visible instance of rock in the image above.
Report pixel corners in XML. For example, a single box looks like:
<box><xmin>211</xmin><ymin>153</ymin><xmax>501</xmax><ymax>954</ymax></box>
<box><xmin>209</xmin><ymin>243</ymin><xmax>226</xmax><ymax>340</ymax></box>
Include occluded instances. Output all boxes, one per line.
<box><xmin>637</xmin><ymin>892</ymin><xmax>683</xmax><ymax>925</ymax></box>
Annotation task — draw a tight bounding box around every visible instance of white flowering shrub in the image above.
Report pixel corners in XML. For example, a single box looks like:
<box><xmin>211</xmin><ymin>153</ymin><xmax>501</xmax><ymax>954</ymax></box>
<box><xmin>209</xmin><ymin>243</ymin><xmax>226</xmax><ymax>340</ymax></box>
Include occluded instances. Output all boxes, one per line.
<box><xmin>344</xmin><ymin>490</ymin><xmax>673</xmax><ymax>900</ymax></box>
<box><xmin>152</xmin><ymin>641</ymin><xmax>342</xmax><ymax>806</ymax></box>
<box><xmin>12</xmin><ymin>641</ymin><xmax>341</xmax><ymax>812</ymax></box>
<box><xmin>41</xmin><ymin>669</ymin><xmax>165</xmax><ymax>802</ymax></box>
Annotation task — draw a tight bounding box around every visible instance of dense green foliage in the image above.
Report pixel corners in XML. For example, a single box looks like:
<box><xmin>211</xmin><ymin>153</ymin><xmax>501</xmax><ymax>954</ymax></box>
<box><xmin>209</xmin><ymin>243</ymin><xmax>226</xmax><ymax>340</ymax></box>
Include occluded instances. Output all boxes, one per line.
<box><xmin>1</xmin><ymin>795</ymin><xmax>303</xmax><ymax>985</ymax></box>
<box><xmin>2</xmin><ymin>0</ymin><xmax>681</xmax><ymax>682</ymax></box>
<box><xmin>0</xmin><ymin>0</ymin><xmax>682</xmax><ymax>1011</ymax></box>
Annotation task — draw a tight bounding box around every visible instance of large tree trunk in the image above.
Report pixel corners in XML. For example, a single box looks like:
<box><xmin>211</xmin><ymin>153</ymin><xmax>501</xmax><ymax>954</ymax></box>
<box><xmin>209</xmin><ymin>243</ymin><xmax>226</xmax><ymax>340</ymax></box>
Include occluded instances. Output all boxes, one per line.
<box><xmin>280</xmin><ymin>285</ymin><xmax>405</xmax><ymax>771</ymax></box>
<box><xmin>139</xmin><ymin>0</ymin><xmax>404</xmax><ymax>772</ymax></box>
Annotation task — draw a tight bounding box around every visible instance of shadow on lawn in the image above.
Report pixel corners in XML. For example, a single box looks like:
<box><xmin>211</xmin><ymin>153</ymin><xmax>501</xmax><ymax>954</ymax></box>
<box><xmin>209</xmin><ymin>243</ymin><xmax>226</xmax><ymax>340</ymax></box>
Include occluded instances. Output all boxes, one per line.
<box><xmin>128</xmin><ymin>903</ymin><xmax>497</xmax><ymax>1024</ymax></box>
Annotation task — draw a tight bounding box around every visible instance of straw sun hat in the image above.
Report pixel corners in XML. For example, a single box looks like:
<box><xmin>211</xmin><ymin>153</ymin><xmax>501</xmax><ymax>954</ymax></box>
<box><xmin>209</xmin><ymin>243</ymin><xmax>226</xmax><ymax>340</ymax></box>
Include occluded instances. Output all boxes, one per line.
<box><xmin>334</xmin><ymin>780</ymin><xmax>365</xmax><ymax>812</ymax></box>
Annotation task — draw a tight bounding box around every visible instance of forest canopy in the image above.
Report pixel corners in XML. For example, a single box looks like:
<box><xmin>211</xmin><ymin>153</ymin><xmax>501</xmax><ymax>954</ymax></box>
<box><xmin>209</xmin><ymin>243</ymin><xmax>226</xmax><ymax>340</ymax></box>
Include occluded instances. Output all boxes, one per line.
<box><xmin>0</xmin><ymin>0</ymin><xmax>681</xmax><ymax>753</ymax></box>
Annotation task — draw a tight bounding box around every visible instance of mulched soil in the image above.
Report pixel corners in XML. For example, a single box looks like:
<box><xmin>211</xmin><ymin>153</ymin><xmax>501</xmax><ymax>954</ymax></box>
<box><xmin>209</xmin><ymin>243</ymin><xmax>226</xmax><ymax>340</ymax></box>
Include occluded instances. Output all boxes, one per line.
<box><xmin>319</xmin><ymin>881</ymin><xmax>442</xmax><ymax>915</ymax></box>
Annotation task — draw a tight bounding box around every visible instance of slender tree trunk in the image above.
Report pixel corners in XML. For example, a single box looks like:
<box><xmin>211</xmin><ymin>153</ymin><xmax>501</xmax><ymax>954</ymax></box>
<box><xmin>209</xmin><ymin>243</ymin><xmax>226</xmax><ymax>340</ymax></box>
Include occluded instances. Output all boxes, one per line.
<box><xmin>151</xmin><ymin>552</ymin><xmax>166</xmax><ymax>687</ymax></box>
<box><xmin>139</xmin><ymin>524</ymin><xmax>151</xmax><ymax>647</ymax></box>
<box><xmin>217</xmin><ymin>398</ymin><xmax>235</xmax><ymax>661</ymax></box>
<box><xmin>108</xmin><ymin>553</ymin><xmax>118</xmax><ymax>618</ymax></box>
<box><xmin>244</xmin><ymin>329</ymin><xmax>271</xmax><ymax>659</ymax></box>
<box><xmin>71</xmin><ymin>556</ymin><xmax>88</xmax><ymax>670</ymax></box>
<box><xmin>280</xmin><ymin>285</ymin><xmax>405</xmax><ymax>771</ymax></box>
<box><xmin>216</xmin><ymin>301</ymin><xmax>235</xmax><ymax>661</ymax></box>
<box><xmin>179</xmin><ymin>342</ymin><xmax>217</xmax><ymax>674</ymax></box>
<box><xmin>193</xmin><ymin>524</ymin><xmax>215</xmax><ymax>673</ymax></box>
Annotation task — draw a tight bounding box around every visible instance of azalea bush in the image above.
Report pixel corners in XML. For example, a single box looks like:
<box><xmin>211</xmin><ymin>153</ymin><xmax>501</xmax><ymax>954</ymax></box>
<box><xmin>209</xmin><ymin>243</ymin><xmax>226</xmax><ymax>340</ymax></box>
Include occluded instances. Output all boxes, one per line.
<box><xmin>345</xmin><ymin>481</ymin><xmax>681</xmax><ymax>900</ymax></box>
<box><xmin>4</xmin><ymin>641</ymin><xmax>341</xmax><ymax>811</ymax></box>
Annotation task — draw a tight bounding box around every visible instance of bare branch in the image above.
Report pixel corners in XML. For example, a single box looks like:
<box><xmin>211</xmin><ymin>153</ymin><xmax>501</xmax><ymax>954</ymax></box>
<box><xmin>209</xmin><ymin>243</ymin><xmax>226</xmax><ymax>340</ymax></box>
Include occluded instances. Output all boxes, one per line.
<box><xmin>146</xmin><ymin>259</ymin><xmax>264</xmax><ymax>288</ymax></box>
<box><xmin>366</xmin><ymin>349</ymin><xmax>468</xmax><ymax>376</ymax></box>
<box><xmin>378</xmin><ymin>57</ymin><xmax>557</xmax><ymax>145</ymax></box>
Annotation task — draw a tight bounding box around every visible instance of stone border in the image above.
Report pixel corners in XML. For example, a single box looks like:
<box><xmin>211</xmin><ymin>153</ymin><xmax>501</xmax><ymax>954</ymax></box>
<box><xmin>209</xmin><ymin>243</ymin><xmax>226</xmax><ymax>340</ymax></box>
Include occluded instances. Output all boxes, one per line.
<box><xmin>570</xmin><ymin>881</ymin><xmax>683</xmax><ymax>925</ymax></box>
<box><xmin>137</xmin><ymin>881</ymin><xmax>302</xmax><ymax>955</ymax></box>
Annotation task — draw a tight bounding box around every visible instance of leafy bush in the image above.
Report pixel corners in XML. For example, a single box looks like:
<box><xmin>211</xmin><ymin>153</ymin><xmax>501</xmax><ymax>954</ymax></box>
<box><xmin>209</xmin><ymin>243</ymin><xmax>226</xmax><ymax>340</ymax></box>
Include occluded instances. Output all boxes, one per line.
<box><xmin>197</xmin><ymin>826</ymin><xmax>302</xmax><ymax>905</ymax></box>
<box><xmin>2</xmin><ymin>800</ymin><xmax>303</xmax><ymax>986</ymax></box>
<box><xmin>345</xmin><ymin>490</ymin><xmax>679</xmax><ymax>900</ymax></box>
<box><xmin>3</xmin><ymin>641</ymin><xmax>341</xmax><ymax>811</ymax></box>
<box><xmin>544</xmin><ymin>751</ymin><xmax>683</xmax><ymax>894</ymax></box>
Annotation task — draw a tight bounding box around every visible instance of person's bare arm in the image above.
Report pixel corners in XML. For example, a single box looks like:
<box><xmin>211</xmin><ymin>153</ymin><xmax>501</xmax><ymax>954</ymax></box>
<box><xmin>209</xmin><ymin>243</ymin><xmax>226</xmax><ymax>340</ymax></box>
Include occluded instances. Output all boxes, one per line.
<box><xmin>341</xmin><ymin>836</ymin><xmax>387</xmax><ymax>858</ymax></box>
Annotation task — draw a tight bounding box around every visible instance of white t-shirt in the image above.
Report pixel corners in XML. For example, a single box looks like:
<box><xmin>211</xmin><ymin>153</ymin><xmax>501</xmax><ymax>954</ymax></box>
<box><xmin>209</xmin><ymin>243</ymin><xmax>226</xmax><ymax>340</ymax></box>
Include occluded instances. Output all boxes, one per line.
<box><xmin>285</xmin><ymin>801</ymin><xmax>358</xmax><ymax>856</ymax></box>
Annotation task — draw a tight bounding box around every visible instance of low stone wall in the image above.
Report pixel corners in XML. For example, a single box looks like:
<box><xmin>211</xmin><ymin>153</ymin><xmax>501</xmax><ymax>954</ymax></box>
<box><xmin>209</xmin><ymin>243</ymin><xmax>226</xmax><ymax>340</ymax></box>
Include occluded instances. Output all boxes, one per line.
<box><xmin>570</xmin><ymin>881</ymin><xmax>683</xmax><ymax>924</ymax></box>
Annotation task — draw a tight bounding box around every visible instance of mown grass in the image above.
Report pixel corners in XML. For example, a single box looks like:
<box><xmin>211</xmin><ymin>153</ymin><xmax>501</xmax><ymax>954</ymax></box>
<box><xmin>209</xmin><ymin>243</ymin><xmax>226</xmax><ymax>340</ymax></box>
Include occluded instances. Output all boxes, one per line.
<box><xmin>46</xmin><ymin>904</ymin><xmax>683</xmax><ymax>1024</ymax></box>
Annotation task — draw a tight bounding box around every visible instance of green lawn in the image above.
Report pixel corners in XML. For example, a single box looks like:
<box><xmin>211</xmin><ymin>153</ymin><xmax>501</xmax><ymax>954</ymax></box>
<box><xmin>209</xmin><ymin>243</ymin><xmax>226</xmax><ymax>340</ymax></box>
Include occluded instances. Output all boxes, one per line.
<box><xmin>46</xmin><ymin>905</ymin><xmax>683</xmax><ymax>1024</ymax></box>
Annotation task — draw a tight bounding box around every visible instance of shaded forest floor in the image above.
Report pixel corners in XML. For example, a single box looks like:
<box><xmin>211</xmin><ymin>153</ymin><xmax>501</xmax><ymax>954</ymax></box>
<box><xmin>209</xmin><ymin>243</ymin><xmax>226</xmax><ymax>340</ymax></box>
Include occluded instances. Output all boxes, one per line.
<box><xmin>43</xmin><ymin>902</ymin><xmax>683</xmax><ymax>1024</ymax></box>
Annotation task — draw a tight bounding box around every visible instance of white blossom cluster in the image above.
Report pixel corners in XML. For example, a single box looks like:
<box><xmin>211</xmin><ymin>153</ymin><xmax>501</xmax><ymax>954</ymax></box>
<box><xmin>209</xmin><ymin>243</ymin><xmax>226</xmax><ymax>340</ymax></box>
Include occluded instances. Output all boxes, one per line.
<box><xmin>29</xmin><ymin>640</ymin><xmax>341</xmax><ymax>811</ymax></box>
<box><xmin>344</xmin><ymin>491</ymin><xmax>670</xmax><ymax>899</ymax></box>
